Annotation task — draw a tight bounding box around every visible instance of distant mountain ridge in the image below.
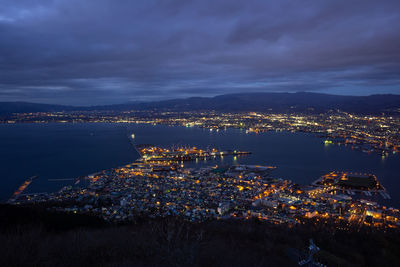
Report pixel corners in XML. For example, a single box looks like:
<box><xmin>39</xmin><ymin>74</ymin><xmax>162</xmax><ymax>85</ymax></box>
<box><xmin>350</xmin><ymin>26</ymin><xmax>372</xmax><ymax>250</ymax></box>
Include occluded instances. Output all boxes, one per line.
<box><xmin>1</xmin><ymin>92</ymin><xmax>400</xmax><ymax>114</ymax></box>
<box><xmin>0</xmin><ymin>101</ymin><xmax>76</xmax><ymax>115</ymax></box>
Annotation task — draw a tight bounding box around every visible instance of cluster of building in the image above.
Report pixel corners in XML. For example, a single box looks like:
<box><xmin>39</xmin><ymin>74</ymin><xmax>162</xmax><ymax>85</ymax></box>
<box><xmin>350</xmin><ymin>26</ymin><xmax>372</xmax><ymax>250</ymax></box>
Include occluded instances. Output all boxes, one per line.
<box><xmin>3</xmin><ymin>110</ymin><xmax>399</xmax><ymax>156</ymax></box>
<box><xmin>10</xmin><ymin>145</ymin><xmax>400</xmax><ymax>230</ymax></box>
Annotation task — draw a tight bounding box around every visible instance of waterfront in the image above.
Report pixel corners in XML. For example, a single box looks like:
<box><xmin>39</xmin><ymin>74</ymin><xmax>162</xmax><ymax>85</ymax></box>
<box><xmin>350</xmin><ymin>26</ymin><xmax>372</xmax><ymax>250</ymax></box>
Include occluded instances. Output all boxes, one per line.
<box><xmin>1</xmin><ymin>123</ymin><xmax>400</xmax><ymax>207</ymax></box>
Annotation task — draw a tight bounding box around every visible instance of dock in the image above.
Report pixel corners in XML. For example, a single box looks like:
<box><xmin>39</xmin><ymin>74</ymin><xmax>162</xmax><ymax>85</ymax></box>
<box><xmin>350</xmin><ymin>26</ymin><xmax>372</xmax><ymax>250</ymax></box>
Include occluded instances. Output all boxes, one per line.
<box><xmin>127</xmin><ymin>132</ymin><xmax>143</xmax><ymax>156</ymax></box>
<box><xmin>7</xmin><ymin>176</ymin><xmax>38</xmax><ymax>203</ymax></box>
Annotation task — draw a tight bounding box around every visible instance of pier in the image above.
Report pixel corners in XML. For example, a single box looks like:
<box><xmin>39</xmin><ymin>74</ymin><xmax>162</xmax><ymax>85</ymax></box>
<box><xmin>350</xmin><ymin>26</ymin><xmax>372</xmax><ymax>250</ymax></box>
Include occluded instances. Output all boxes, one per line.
<box><xmin>8</xmin><ymin>176</ymin><xmax>38</xmax><ymax>203</ymax></box>
<box><xmin>127</xmin><ymin>132</ymin><xmax>143</xmax><ymax>156</ymax></box>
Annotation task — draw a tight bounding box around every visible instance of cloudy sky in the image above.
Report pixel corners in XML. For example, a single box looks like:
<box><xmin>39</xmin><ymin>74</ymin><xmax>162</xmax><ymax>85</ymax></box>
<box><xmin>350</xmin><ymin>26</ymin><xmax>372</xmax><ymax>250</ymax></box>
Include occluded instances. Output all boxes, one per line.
<box><xmin>0</xmin><ymin>0</ymin><xmax>399</xmax><ymax>105</ymax></box>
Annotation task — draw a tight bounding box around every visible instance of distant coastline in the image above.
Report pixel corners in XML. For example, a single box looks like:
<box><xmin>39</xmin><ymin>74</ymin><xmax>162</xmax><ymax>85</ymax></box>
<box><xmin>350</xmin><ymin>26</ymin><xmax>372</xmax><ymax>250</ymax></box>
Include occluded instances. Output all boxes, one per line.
<box><xmin>1</xmin><ymin>92</ymin><xmax>400</xmax><ymax>114</ymax></box>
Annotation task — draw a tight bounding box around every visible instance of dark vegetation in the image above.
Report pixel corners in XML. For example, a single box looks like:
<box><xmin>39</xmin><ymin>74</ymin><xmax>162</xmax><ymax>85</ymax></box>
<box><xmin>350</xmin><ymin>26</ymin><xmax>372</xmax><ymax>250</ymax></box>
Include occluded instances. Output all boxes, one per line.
<box><xmin>1</xmin><ymin>92</ymin><xmax>400</xmax><ymax>115</ymax></box>
<box><xmin>1</xmin><ymin>204</ymin><xmax>400</xmax><ymax>266</ymax></box>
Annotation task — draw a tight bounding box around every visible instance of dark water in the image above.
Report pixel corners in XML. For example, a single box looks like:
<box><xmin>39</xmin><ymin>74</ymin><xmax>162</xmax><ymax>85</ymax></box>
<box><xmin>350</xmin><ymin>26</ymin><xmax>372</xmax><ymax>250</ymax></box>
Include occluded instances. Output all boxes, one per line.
<box><xmin>1</xmin><ymin>123</ymin><xmax>399</xmax><ymax>207</ymax></box>
<box><xmin>0</xmin><ymin>123</ymin><xmax>138</xmax><ymax>200</ymax></box>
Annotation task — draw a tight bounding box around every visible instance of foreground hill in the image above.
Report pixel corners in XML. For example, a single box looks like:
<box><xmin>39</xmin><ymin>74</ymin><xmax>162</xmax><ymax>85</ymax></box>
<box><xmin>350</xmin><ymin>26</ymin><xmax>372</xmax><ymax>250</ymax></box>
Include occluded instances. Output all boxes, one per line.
<box><xmin>1</xmin><ymin>92</ymin><xmax>400</xmax><ymax>114</ymax></box>
<box><xmin>1</xmin><ymin>204</ymin><xmax>400</xmax><ymax>266</ymax></box>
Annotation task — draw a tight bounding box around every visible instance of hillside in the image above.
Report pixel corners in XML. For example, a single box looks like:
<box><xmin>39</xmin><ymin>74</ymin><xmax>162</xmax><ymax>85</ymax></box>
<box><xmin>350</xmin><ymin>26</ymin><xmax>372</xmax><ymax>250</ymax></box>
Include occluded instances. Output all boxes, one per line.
<box><xmin>0</xmin><ymin>102</ymin><xmax>74</xmax><ymax>115</ymax></box>
<box><xmin>1</xmin><ymin>92</ymin><xmax>400</xmax><ymax>114</ymax></box>
<box><xmin>1</xmin><ymin>204</ymin><xmax>400</xmax><ymax>266</ymax></box>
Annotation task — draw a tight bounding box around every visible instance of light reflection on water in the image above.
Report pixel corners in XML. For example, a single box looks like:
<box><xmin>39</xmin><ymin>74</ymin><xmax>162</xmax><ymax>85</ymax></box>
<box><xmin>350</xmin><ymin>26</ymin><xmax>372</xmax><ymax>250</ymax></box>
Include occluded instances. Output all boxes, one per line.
<box><xmin>0</xmin><ymin>123</ymin><xmax>399</xmax><ymax>207</ymax></box>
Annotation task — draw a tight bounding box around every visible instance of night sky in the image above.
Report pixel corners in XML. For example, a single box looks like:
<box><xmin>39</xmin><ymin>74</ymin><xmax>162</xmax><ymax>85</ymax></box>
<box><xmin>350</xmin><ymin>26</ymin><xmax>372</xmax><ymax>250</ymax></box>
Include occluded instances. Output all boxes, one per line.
<box><xmin>1</xmin><ymin>0</ymin><xmax>399</xmax><ymax>105</ymax></box>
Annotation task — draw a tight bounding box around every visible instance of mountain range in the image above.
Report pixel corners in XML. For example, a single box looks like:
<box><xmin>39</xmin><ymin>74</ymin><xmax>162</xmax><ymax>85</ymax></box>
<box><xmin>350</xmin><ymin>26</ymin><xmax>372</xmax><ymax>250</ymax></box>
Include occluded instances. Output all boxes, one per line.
<box><xmin>1</xmin><ymin>92</ymin><xmax>400</xmax><ymax>114</ymax></box>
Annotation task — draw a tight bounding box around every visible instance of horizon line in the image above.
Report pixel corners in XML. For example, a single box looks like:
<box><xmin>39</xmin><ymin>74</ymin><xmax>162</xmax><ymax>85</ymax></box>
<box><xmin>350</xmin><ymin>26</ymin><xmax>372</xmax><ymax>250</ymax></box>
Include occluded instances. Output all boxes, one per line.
<box><xmin>1</xmin><ymin>91</ymin><xmax>400</xmax><ymax>107</ymax></box>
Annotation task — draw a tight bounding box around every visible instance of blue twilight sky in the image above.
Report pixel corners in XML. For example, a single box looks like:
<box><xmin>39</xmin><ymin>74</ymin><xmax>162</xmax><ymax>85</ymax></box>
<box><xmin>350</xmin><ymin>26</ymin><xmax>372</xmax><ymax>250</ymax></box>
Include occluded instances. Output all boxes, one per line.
<box><xmin>0</xmin><ymin>0</ymin><xmax>399</xmax><ymax>105</ymax></box>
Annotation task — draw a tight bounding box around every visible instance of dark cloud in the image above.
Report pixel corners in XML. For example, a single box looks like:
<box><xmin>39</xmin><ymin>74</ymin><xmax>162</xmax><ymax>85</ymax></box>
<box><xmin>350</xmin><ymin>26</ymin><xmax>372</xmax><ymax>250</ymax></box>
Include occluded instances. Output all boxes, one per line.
<box><xmin>0</xmin><ymin>0</ymin><xmax>399</xmax><ymax>105</ymax></box>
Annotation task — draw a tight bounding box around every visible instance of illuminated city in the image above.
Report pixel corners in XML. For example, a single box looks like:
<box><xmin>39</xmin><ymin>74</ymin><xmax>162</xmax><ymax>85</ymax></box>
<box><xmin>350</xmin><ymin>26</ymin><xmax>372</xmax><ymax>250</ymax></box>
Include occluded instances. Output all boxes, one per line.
<box><xmin>8</xmin><ymin>143</ymin><xmax>399</xmax><ymax>231</ymax></box>
<box><xmin>1</xmin><ymin>0</ymin><xmax>400</xmax><ymax>265</ymax></box>
<box><xmin>3</xmin><ymin>110</ymin><xmax>399</xmax><ymax>157</ymax></box>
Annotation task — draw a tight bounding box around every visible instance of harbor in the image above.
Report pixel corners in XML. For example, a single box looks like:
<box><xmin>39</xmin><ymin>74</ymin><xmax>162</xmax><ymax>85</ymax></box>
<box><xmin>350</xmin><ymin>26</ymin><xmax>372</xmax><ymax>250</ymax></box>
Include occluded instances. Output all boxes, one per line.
<box><xmin>137</xmin><ymin>144</ymin><xmax>252</xmax><ymax>162</ymax></box>
<box><xmin>7</xmin><ymin>143</ymin><xmax>400</xmax><ymax>230</ymax></box>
